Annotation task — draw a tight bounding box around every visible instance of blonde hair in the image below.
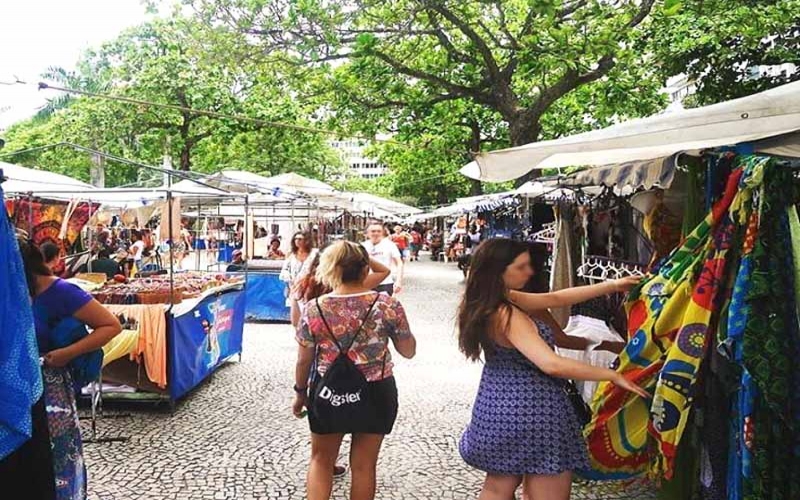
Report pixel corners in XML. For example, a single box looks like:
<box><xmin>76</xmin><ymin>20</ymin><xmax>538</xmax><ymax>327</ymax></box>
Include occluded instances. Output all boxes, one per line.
<box><xmin>316</xmin><ymin>241</ymin><xmax>370</xmax><ymax>289</ymax></box>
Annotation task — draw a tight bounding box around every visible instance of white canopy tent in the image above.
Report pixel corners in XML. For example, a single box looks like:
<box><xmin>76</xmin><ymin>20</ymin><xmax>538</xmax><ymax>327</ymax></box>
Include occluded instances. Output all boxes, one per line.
<box><xmin>0</xmin><ymin>161</ymin><xmax>95</xmax><ymax>194</ymax></box>
<box><xmin>462</xmin><ymin>81</ymin><xmax>800</xmax><ymax>182</ymax></box>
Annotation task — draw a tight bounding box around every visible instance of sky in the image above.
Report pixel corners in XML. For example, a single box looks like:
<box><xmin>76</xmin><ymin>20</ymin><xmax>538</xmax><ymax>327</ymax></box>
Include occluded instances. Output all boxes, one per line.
<box><xmin>0</xmin><ymin>0</ymin><xmax>152</xmax><ymax>129</ymax></box>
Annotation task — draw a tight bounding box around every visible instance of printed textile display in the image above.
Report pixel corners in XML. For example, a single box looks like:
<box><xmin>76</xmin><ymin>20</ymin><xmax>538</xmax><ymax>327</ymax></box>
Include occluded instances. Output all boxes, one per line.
<box><xmin>584</xmin><ymin>156</ymin><xmax>800</xmax><ymax>497</ymax></box>
<box><xmin>11</xmin><ymin>198</ymin><xmax>98</xmax><ymax>273</ymax></box>
<box><xmin>584</xmin><ymin>163</ymin><xmax>743</xmax><ymax>480</ymax></box>
<box><xmin>0</xmin><ymin>186</ymin><xmax>43</xmax><ymax>459</ymax></box>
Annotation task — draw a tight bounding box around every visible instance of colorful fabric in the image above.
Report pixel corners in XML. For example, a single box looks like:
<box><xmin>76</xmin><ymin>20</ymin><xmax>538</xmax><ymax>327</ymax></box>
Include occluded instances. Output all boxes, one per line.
<box><xmin>724</xmin><ymin>157</ymin><xmax>765</xmax><ymax>500</ymax></box>
<box><xmin>0</xmin><ymin>188</ymin><xmax>43</xmax><ymax>460</ymax></box>
<box><xmin>297</xmin><ymin>292</ymin><xmax>412</xmax><ymax>382</ymax></box>
<box><xmin>742</xmin><ymin>161</ymin><xmax>800</xmax><ymax>499</ymax></box>
<box><xmin>11</xmin><ymin>198</ymin><xmax>98</xmax><ymax>274</ymax></box>
<box><xmin>584</xmin><ymin>165</ymin><xmax>744</xmax><ymax>480</ymax></box>
<box><xmin>43</xmin><ymin>366</ymin><xmax>86</xmax><ymax>500</ymax></box>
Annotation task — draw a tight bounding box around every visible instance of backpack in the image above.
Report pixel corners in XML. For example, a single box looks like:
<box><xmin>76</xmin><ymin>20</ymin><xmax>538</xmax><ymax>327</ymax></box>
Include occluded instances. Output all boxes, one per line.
<box><xmin>309</xmin><ymin>294</ymin><xmax>385</xmax><ymax>433</ymax></box>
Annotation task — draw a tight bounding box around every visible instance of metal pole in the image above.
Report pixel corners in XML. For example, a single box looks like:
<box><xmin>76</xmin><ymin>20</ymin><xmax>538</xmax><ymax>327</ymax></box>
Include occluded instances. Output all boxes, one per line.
<box><xmin>167</xmin><ymin>177</ymin><xmax>175</xmax><ymax>305</ymax></box>
<box><xmin>195</xmin><ymin>202</ymin><xmax>201</xmax><ymax>272</ymax></box>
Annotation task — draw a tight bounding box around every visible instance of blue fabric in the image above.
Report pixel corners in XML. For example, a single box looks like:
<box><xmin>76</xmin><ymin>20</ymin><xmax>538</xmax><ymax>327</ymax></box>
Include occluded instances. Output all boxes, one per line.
<box><xmin>0</xmin><ymin>185</ymin><xmax>43</xmax><ymax>460</ymax></box>
<box><xmin>245</xmin><ymin>272</ymin><xmax>290</xmax><ymax>322</ymax></box>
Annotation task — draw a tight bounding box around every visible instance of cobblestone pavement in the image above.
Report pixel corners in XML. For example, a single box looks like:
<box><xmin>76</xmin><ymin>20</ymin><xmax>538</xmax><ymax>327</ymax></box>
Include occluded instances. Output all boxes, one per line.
<box><xmin>84</xmin><ymin>258</ymin><xmax>656</xmax><ymax>500</ymax></box>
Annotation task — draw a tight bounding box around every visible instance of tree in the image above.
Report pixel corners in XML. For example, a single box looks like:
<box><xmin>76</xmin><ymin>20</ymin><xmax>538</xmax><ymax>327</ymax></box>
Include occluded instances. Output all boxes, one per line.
<box><xmin>2</xmin><ymin>17</ymin><xmax>343</xmax><ymax>185</ymax></box>
<box><xmin>188</xmin><ymin>0</ymin><xmax>670</xmax><ymax>184</ymax></box>
<box><xmin>649</xmin><ymin>0</ymin><xmax>800</xmax><ymax>106</ymax></box>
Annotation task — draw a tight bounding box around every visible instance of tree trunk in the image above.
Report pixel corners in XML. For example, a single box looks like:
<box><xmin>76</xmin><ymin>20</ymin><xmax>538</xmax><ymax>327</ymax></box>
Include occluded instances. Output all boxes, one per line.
<box><xmin>467</xmin><ymin>120</ymin><xmax>484</xmax><ymax>196</ymax></box>
<box><xmin>180</xmin><ymin>145</ymin><xmax>191</xmax><ymax>171</ymax></box>
<box><xmin>508</xmin><ymin>114</ymin><xmax>541</xmax><ymax>187</ymax></box>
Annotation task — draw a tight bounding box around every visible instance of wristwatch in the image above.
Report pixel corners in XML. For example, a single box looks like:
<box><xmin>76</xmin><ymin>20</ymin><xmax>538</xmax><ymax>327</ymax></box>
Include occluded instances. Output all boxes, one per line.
<box><xmin>293</xmin><ymin>384</ymin><xmax>308</xmax><ymax>394</ymax></box>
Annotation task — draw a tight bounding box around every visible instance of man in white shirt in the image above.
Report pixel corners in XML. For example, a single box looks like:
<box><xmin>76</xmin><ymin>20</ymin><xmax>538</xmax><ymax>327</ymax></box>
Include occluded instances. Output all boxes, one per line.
<box><xmin>362</xmin><ymin>222</ymin><xmax>404</xmax><ymax>295</ymax></box>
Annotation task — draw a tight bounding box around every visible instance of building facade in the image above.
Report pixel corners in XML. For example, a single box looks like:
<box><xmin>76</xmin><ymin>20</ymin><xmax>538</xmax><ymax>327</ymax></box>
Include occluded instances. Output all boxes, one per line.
<box><xmin>330</xmin><ymin>139</ymin><xmax>387</xmax><ymax>180</ymax></box>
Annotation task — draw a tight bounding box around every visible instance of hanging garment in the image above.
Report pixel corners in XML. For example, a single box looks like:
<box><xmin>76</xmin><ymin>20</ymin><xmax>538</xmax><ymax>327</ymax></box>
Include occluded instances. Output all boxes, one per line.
<box><xmin>550</xmin><ymin>206</ymin><xmax>576</xmax><ymax>327</ymax></box>
<box><xmin>557</xmin><ymin>315</ymin><xmax>624</xmax><ymax>402</ymax></box>
<box><xmin>740</xmin><ymin>161</ymin><xmax>800</xmax><ymax>500</ymax></box>
<box><xmin>0</xmin><ymin>206</ymin><xmax>55</xmax><ymax>500</ymax></box>
<box><xmin>584</xmin><ymin>166</ymin><xmax>744</xmax><ymax>480</ymax></box>
<box><xmin>0</xmin><ymin>185</ymin><xmax>46</xmax><ymax>459</ymax></box>
<box><xmin>11</xmin><ymin>198</ymin><xmax>98</xmax><ymax>275</ymax></box>
<box><xmin>722</xmin><ymin>159</ymin><xmax>764</xmax><ymax>500</ymax></box>
<box><xmin>104</xmin><ymin>304</ymin><xmax>168</xmax><ymax>388</ymax></box>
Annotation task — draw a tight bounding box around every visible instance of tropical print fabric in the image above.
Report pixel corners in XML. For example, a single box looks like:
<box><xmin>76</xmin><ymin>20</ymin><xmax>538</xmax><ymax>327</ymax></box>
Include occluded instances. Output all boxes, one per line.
<box><xmin>11</xmin><ymin>198</ymin><xmax>98</xmax><ymax>274</ymax></box>
<box><xmin>585</xmin><ymin>156</ymin><xmax>800</xmax><ymax>500</ymax></box>
<box><xmin>584</xmin><ymin>164</ymin><xmax>743</xmax><ymax>480</ymax></box>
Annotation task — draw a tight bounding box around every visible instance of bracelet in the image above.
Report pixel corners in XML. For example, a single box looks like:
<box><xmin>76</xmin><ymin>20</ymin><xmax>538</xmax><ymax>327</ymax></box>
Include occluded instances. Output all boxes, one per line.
<box><xmin>293</xmin><ymin>384</ymin><xmax>308</xmax><ymax>394</ymax></box>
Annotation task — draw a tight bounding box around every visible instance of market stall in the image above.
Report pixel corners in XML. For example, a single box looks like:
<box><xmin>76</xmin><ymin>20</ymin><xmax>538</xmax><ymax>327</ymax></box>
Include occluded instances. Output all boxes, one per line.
<box><xmin>7</xmin><ymin>172</ymin><xmax>254</xmax><ymax>404</ymax></box>
<box><xmin>460</xmin><ymin>81</ymin><xmax>800</xmax><ymax>498</ymax></box>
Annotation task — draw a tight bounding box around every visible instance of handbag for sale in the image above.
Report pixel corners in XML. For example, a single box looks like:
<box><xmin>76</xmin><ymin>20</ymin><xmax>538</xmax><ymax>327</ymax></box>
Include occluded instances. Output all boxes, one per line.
<box><xmin>563</xmin><ymin>379</ymin><xmax>592</xmax><ymax>426</ymax></box>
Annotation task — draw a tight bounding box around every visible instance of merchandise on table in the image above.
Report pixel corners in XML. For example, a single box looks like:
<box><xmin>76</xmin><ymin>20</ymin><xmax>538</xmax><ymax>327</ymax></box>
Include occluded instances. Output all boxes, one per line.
<box><xmin>90</xmin><ymin>273</ymin><xmax>243</xmax><ymax>305</ymax></box>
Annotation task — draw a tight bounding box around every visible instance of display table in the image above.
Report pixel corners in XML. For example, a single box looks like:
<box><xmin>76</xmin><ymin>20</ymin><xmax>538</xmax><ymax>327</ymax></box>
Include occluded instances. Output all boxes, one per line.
<box><xmin>88</xmin><ymin>275</ymin><xmax>247</xmax><ymax>403</ymax></box>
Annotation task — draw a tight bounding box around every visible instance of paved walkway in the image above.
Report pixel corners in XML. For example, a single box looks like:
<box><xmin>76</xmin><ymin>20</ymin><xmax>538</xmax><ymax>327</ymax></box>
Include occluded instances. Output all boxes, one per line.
<box><xmin>84</xmin><ymin>258</ymin><xmax>655</xmax><ymax>499</ymax></box>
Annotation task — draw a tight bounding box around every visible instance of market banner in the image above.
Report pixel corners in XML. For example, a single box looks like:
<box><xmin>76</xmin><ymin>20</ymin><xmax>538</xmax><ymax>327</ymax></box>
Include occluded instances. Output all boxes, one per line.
<box><xmin>168</xmin><ymin>288</ymin><xmax>246</xmax><ymax>401</ymax></box>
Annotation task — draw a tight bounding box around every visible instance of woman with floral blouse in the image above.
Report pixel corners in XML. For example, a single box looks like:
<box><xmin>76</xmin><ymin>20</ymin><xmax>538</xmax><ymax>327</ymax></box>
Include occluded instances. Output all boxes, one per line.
<box><xmin>292</xmin><ymin>241</ymin><xmax>417</xmax><ymax>500</ymax></box>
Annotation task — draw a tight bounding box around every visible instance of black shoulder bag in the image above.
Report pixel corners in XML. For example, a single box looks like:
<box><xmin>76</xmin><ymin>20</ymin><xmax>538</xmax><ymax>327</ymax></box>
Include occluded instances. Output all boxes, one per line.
<box><xmin>309</xmin><ymin>294</ymin><xmax>382</xmax><ymax>433</ymax></box>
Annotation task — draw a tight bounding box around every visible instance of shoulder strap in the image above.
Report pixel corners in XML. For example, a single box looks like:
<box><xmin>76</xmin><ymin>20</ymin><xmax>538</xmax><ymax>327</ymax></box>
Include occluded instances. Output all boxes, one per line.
<box><xmin>341</xmin><ymin>293</ymin><xmax>381</xmax><ymax>354</ymax></box>
<box><xmin>315</xmin><ymin>297</ymin><xmax>342</xmax><ymax>351</ymax></box>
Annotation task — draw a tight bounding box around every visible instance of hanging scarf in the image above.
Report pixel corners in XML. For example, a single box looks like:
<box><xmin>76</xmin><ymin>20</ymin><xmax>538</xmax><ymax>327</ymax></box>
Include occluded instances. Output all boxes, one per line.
<box><xmin>722</xmin><ymin>156</ymin><xmax>766</xmax><ymax>500</ymax></box>
<box><xmin>0</xmin><ymin>186</ymin><xmax>43</xmax><ymax>459</ymax></box>
<box><xmin>584</xmin><ymin>165</ymin><xmax>743</xmax><ymax>479</ymax></box>
<box><xmin>742</xmin><ymin>160</ymin><xmax>800</xmax><ymax>499</ymax></box>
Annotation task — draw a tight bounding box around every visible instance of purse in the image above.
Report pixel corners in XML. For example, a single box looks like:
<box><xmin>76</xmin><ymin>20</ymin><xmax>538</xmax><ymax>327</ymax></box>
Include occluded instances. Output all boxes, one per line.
<box><xmin>563</xmin><ymin>379</ymin><xmax>592</xmax><ymax>426</ymax></box>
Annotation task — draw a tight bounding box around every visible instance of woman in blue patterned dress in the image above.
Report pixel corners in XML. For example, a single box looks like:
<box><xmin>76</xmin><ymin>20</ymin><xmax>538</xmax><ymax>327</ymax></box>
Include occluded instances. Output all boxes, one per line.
<box><xmin>457</xmin><ymin>239</ymin><xmax>648</xmax><ymax>500</ymax></box>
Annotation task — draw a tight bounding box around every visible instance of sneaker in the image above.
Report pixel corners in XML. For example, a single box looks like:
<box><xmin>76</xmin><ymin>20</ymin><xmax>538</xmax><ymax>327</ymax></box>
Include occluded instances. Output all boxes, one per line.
<box><xmin>333</xmin><ymin>465</ymin><xmax>348</xmax><ymax>479</ymax></box>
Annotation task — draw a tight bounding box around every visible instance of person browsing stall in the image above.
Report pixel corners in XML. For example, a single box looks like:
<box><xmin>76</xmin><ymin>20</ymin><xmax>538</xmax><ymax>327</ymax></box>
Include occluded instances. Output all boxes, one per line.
<box><xmin>362</xmin><ymin>222</ymin><xmax>404</xmax><ymax>295</ymax></box>
<box><xmin>457</xmin><ymin>239</ymin><xmax>648</xmax><ymax>500</ymax></box>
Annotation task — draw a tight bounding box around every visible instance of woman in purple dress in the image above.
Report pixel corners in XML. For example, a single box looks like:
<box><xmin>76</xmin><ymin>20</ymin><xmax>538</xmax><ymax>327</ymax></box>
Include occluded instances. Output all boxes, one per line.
<box><xmin>457</xmin><ymin>239</ymin><xmax>648</xmax><ymax>500</ymax></box>
<box><xmin>19</xmin><ymin>240</ymin><xmax>121</xmax><ymax>500</ymax></box>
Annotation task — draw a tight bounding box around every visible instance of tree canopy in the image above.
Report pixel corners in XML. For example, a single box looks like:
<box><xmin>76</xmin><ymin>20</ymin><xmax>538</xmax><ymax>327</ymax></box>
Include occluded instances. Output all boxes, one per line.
<box><xmin>2</xmin><ymin>17</ymin><xmax>343</xmax><ymax>186</ymax></box>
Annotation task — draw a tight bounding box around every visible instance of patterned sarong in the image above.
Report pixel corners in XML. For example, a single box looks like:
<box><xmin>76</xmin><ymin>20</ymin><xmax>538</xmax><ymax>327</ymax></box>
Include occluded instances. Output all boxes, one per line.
<box><xmin>584</xmin><ymin>163</ymin><xmax>744</xmax><ymax>479</ymax></box>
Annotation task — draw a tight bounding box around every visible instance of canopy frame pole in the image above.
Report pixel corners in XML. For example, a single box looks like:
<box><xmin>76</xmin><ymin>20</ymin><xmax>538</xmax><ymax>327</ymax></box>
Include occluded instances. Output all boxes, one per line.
<box><xmin>167</xmin><ymin>176</ymin><xmax>175</xmax><ymax>308</ymax></box>
<box><xmin>195</xmin><ymin>201</ymin><xmax>201</xmax><ymax>272</ymax></box>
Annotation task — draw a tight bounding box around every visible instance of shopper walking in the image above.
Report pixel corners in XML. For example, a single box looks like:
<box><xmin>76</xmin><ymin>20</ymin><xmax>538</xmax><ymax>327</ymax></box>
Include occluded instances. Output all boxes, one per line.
<box><xmin>362</xmin><ymin>222</ymin><xmax>404</xmax><ymax>295</ymax></box>
<box><xmin>457</xmin><ymin>239</ymin><xmax>647</xmax><ymax>500</ymax></box>
<box><xmin>280</xmin><ymin>231</ymin><xmax>318</xmax><ymax>327</ymax></box>
<box><xmin>19</xmin><ymin>240</ymin><xmax>122</xmax><ymax>500</ymax></box>
<box><xmin>390</xmin><ymin>225</ymin><xmax>411</xmax><ymax>262</ymax></box>
<box><xmin>293</xmin><ymin>241</ymin><xmax>416</xmax><ymax>500</ymax></box>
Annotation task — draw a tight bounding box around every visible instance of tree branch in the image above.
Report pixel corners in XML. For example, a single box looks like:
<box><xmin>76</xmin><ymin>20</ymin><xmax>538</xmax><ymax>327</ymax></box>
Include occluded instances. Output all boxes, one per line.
<box><xmin>366</xmin><ymin>48</ymin><xmax>495</xmax><ymax>106</ymax></box>
<box><xmin>492</xmin><ymin>1</ymin><xmax>521</xmax><ymax>50</ymax></box>
<box><xmin>424</xmin><ymin>3</ymin><xmax>502</xmax><ymax>81</ymax></box>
